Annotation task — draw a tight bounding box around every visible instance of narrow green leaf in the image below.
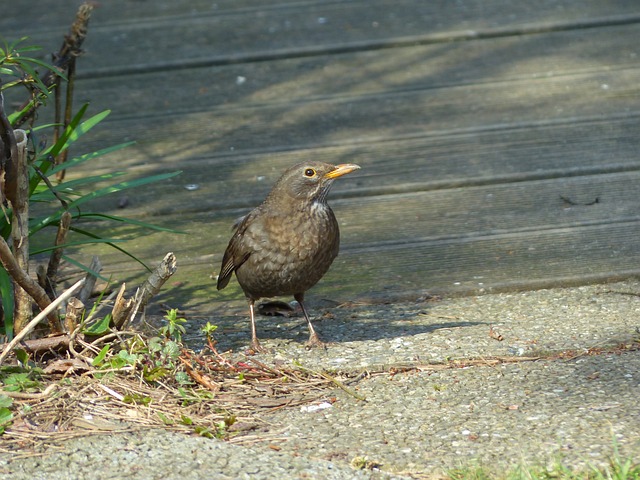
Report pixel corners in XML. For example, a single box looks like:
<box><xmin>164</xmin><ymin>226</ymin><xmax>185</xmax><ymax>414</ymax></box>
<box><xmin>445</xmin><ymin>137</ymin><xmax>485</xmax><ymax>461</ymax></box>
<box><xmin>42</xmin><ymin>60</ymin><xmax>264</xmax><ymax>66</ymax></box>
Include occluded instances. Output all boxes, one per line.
<box><xmin>157</xmin><ymin>412</ymin><xmax>173</xmax><ymax>425</ymax></box>
<box><xmin>78</xmin><ymin>213</ymin><xmax>185</xmax><ymax>234</ymax></box>
<box><xmin>29</xmin><ymin>238</ymin><xmax>126</xmax><ymax>256</ymax></box>
<box><xmin>65</xmin><ymin>171</ymin><xmax>182</xmax><ymax>210</ymax></box>
<box><xmin>0</xmin><ymin>267</ymin><xmax>14</xmax><ymax>339</ymax></box>
<box><xmin>43</xmin><ymin>142</ymin><xmax>135</xmax><ymax>176</ymax></box>
<box><xmin>59</xmin><ymin>255</ymin><xmax>110</xmax><ymax>282</ymax></box>
<box><xmin>84</xmin><ymin>315</ymin><xmax>112</xmax><ymax>336</ymax></box>
<box><xmin>19</xmin><ymin>56</ymin><xmax>67</xmax><ymax>80</ymax></box>
<box><xmin>0</xmin><ymin>407</ymin><xmax>13</xmax><ymax>427</ymax></box>
<box><xmin>92</xmin><ymin>345</ymin><xmax>110</xmax><ymax>366</ymax></box>
<box><xmin>65</xmin><ymin>229</ymin><xmax>151</xmax><ymax>272</ymax></box>
<box><xmin>30</xmin><ymin>104</ymin><xmax>90</xmax><ymax>186</ymax></box>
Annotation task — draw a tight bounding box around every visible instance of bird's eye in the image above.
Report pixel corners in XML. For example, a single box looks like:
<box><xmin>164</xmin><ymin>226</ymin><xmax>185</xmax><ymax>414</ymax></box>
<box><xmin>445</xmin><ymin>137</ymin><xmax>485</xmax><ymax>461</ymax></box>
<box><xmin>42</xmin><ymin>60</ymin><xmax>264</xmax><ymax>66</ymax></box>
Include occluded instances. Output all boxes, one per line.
<box><xmin>304</xmin><ymin>168</ymin><xmax>316</xmax><ymax>177</ymax></box>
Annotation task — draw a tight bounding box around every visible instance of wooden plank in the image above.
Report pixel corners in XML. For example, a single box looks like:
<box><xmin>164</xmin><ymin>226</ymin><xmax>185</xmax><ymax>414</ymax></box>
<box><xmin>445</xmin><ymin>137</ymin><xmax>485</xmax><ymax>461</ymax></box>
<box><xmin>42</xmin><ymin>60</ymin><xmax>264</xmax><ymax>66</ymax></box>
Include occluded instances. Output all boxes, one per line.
<box><xmin>56</xmin><ymin>216</ymin><xmax>640</xmax><ymax>310</ymax></box>
<box><xmin>7</xmin><ymin>0</ymin><xmax>640</xmax><ymax>314</ymax></box>
<box><xmin>63</xmin><ymin>171</ymin><xmax>640</xmax><ymax>253</ymax></box>
<box><xmin>59</xmin><ymin>66</ymin><xmax>640</xmax><ymax>181</ymax></box>
<box><xmin>49</xmin><ymin>171</ymin><xmax>640</xmax><ymax>308</ymax></box>
<box><xmin>54</xmin><ymin>23</ymin><xmax>640</xmax><ymax>119</ymax></box>
<box><xmin>5</xmin><ymin>1</ymin><xmax>640</xmax><ymax>74</ymax></box>
<box><xmin>2</xmin><ymin>0</ymin><xmax>335</xmax><ymax>32</ymax></box>
<box><xmin>59</xmin><ymin>114</ymin><xmax>639</xmax><ymax>219</ymax></box>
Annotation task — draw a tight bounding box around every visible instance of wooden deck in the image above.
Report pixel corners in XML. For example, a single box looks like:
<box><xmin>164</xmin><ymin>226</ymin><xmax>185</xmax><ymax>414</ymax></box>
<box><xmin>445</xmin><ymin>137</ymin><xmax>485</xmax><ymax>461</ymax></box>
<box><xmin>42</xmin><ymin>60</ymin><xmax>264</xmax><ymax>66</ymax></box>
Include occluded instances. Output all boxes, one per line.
<box><xmin>4</xmin><ymin>1</ymin><xmax>640</xmax><ymax>312</ymax></box>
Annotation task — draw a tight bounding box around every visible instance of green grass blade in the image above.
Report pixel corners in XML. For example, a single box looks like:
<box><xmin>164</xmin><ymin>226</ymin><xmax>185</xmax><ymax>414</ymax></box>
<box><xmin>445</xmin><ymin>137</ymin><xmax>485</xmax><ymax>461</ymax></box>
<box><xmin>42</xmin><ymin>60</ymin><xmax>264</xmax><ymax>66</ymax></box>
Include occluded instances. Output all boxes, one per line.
<box><xmin>30</xmin><ymin>238</ymin><xmax>126</xmax><ymax>256</ymax></box>
<box><xmin>77</xmin><ymin>213</ymin><xmax>186</xmax><ymax>234</ymax></box>
<box><xmin>61</xmin><ymin>255</ymin><xmax>109</xmax><ymax>282</ymax></box>
<box><xmin>44</xmin><ymin>142</ymin><xmax>135</xmax><ymax>177</ymax></box>
<box><xmin>0</xmin><ymin>267</ymin><xmax>14</xmax><ymax>339</ymax></box>
<box><xmin>68</xmin><ymin>226</ymin><xmax>151</xmax><ymax>272</ymax></box>
<box><xmin>64</xmin><ymin>171</ymin><xmax>182</xmax><ymax>210</ymax></box>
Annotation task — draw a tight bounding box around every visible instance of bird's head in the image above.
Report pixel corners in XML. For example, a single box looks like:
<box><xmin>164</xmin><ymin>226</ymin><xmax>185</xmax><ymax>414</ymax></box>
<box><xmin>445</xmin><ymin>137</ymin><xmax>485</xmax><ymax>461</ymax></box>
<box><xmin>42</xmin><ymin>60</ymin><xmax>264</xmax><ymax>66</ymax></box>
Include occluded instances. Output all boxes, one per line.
<box><xmin>268</xmin><ymin>162</ymin><xmax>361</xmax><ymax>204</ymax></box>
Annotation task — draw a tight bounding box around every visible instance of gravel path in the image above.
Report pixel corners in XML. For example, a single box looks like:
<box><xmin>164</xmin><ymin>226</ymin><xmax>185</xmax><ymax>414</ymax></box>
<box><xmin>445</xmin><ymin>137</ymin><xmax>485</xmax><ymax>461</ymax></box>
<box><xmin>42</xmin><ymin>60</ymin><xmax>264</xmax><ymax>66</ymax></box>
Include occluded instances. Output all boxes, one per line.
<box><xmin>3</xmin><ymin>281</ymin><xmax>640</xmax><ymax>478</ymax></box>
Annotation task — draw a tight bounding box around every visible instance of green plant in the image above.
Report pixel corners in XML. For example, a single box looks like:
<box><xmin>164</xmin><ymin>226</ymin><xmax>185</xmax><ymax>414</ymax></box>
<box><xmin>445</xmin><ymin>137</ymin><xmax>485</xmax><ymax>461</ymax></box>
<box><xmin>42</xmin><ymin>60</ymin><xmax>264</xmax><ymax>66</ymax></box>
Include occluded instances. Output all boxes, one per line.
<box><xmin>159</xmin><ymin>309</ymin><xmax>187</xmax><ymax>343</ymax></box>
<box><xmin>201</xmin><ymin>321</ymin><xmax>218</xmax><ymax>341</ymax></box>
<box><xmin>0</xmin><ymin>394</ymin><xmax>13</xmax><ymax>434</ymax></box>
<box><xmin>0</xmin><ymin>35</ymin><xmax>181</xmax><ymax>338</ymax></box>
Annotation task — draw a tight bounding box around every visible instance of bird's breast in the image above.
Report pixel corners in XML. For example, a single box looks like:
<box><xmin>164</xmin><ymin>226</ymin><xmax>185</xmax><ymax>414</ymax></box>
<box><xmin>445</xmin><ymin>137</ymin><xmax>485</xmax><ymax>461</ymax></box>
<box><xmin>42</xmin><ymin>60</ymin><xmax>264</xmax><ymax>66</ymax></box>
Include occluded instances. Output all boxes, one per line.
<box><xmin>235</xmin><ymin>202</ymin><xmax>340</xmax><ymax>298</ymax></box>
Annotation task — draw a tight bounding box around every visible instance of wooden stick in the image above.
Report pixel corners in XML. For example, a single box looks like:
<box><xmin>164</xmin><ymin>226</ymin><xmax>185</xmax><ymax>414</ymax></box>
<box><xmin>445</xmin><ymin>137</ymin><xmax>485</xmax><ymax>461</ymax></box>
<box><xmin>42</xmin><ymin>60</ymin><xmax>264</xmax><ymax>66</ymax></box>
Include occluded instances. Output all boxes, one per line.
<box><xmin>11</xmin><ymin>129</ymin><xmax>36</xmax><ymax>332</ymax></box>
<box><xmin>0</xmin><ymin>278</ymin><xmax>85</xmax><ymax>365</ymax></box>
<box><xmin>135</xmin><ymin>252</ymin><xmax>177</xmax><ymax>310</ymax></box>
<box><xmin>0</xmin><ymin>235</ymin><xmax>61</xmax><ymax>331</ymax></box>
<box><xmin>46</xmin><ymin>211</ymin><xmax>72</xmax><ymax>282</ymax></box>
<box><xmin>111</xmin><ymin>283</ymin><xmax>134</xmax><ymax>330</ymax></box>
<box><xmin>78</xmin><ymin>255</ymin><xmax>102</xmax><ymax>305</ymax></box>
<box><xmin>64</xmin><ymin>296</ymin><xmax>85</xmax><ymax>333</ymax></box>
<box><xmin>14</xmin><ymin>3</ymin><xmax>94</xmax><ymax>128</ymax></box>
<box><xmin>124</xmin><ymin>253</ymin><xmax>177</xmax><ymax>328</ymax></box>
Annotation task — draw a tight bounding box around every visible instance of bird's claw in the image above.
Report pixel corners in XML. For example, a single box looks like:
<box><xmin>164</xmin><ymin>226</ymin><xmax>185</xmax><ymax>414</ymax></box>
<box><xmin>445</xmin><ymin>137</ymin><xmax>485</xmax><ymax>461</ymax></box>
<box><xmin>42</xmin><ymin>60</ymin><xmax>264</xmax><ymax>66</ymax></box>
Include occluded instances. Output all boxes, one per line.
<box><xmin>305</xmin><ymin>333</ymin><xmax>326</xmax><ymax>350</ymax></box>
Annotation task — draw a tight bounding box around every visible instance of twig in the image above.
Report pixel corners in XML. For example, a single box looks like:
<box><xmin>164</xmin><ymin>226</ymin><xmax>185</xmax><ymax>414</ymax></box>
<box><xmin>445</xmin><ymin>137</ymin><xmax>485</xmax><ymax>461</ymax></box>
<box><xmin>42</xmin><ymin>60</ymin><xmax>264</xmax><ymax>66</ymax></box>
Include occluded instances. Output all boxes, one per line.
<box><xmin>63</xmin><ymin>297</ymin><xmax>84</xmax><ymax>333</ymax></box>
<box><xmin>15</xmin><ymin>3</ymin><xmax>94</xmax><ymax>127</ymax></box>
<box><xmin>126</xmin><ymin>252</ymin><xmax>177</xmax><ymax>328</ymax></box>
<box><xmin>294</xmin><ymin>365</ymin><xmax>367</xmax><ymax>402</ymax></box>
<box><xmin>0</xmin><ymin>235</ymin><xmax>62</xmax><ymax>332</ymax></box>
<box><xmin>82</xmin><ymin>286</ymin><xmax>120</xmax><ymax>325</ymax></box>
<box><xmin>55</xmin><ymin>51</ymin><xmax>77</xmax><ymax>182</ymax></box>
<box><xmin>0</xmin><ymin>278</ymin><xmax>85</xmax><ymax>365</ymax></box>
<box><xmin>136</xmin><ymin>252</ymin><xmax>177</xmax><ymax>310</ymax></box>
<box><xmin>111</xmin><ymin>283</ymin><xmax>134</xmax><ymax>330</ymax></box>
<box><xmin>3</xmin><ymin>383</ymin><xmax>58</xmax><ymax>400</ymax></box>
<box><xmin>46</xmin><ymin>211</ymin><xmax>72</xmax><ymax>283</ymax></box>
<box><xmin>78</xmin><ymin>256</ymin><xmax>102</xmax><ymax>305</ymax></box>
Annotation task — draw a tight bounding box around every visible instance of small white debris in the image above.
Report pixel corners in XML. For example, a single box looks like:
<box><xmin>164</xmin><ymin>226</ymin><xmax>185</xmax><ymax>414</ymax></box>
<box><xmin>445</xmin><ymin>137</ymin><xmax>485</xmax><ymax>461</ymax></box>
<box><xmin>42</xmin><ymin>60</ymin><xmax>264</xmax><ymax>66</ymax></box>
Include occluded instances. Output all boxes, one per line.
<box><xmin>184</xmin><ymin>184</ymin><xmax>199</xmax><ymax>191</ymax></box>
<box><xmin>236</xmin><ymin>76</ymin><xmax>246</xmax><ymax>85</ymax></box>
<box><xmin>300</xmin><ymin>401</ymin><xmax>333</xmax><ymax>413</ymax></box>
<box><xmin>317</xmin><ymin>17</ymin><xmax>327</xmax><ymax>24</ymax></box>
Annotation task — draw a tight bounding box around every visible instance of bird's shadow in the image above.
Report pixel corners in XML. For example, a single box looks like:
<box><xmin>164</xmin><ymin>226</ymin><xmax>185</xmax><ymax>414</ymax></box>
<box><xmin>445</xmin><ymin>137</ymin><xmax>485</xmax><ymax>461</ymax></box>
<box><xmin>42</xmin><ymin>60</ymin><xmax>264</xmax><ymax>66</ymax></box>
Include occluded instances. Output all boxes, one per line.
<box><xmin>192</xmin><ymin>300</ymin><xmax>484</xmax><ymax>351</ymax></box>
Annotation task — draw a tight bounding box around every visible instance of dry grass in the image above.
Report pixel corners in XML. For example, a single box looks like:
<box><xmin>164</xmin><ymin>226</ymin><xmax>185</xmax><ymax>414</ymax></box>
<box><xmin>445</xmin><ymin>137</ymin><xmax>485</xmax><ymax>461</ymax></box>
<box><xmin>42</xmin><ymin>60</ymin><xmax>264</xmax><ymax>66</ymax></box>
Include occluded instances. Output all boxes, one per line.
<box><xmin>0</xmin><ymin>343</ymin><xmax>355</xmax><ymax>458</ymax></box>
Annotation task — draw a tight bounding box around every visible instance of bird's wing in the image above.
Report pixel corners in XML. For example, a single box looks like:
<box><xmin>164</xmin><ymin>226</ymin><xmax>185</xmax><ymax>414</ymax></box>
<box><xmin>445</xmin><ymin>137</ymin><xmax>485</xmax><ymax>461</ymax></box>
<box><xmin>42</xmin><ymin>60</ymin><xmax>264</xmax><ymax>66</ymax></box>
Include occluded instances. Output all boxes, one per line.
<box><xmin>216</xmin><ymin>212</ymin><xmax>253</xmax><ymax>290</ymax></box>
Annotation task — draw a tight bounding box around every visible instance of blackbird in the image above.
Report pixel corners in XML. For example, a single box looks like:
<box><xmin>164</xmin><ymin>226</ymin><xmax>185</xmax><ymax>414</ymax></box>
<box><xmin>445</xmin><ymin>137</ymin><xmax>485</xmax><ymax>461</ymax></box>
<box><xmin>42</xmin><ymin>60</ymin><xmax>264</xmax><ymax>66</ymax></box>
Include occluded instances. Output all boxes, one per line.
<box><xmin>216</xmin><ymin>162</ymin><xmax>360</xmax><ymax>351</ymax></box>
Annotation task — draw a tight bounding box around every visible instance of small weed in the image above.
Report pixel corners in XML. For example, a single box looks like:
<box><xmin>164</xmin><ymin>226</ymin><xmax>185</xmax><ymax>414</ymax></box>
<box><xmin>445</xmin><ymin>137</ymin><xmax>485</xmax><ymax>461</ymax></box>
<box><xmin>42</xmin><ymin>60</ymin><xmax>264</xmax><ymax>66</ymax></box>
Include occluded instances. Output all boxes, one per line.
<box><xmin>159</xmin><ymin>309</ymin><xmax>187</xmax><ymax>343</ymax></box>
<box><xmin>1</xmin><ymin>369</ymin><xmax>42</xmax><ymax>393</ymax></box>
<box><xmin>0</xmin><ymin>395</ymin><xmax>13</xmax><ymax>434</ymax></box>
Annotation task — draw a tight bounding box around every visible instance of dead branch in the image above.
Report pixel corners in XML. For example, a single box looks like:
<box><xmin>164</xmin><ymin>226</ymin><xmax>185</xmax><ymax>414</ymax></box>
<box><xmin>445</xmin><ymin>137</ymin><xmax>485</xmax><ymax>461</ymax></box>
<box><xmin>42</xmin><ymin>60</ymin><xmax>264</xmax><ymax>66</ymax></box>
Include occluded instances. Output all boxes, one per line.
<box><xmin>111</xmin><ymin>283</ymin><xmax>134</xmax><ymax>330</ymax></box>
<box><xmin>37</xmin><ymin>265</ymin><xmax>56</xmax><ymax>301</ymax></box>
<box><xmin>0</xmin><ymin>278</ymin><xmax>85</xmax><ymax>365</ymax></box>
<box><xmin>64</xmin><ymin>296</ymin><xmax>85</xmax><ymax>333</ymax></box>
<box><xmin>78</xmin><ymin>255</ymin><xmax>102</xmax><ymax>305</ymax></box>
<box><xmin>125</xmin><ymin>253</ymin><xmax>177</xmax><ymax>328</ymax></box>
<box><xmin>0</xmin><ymin>236</ymin><xmax>62</xmax><ymax>333</ymax></box>
<box><xmin>46</xmin><ymin>210</ymin><xmax>72</xmax><ymax>284</ymax></box>
<box><xmin>16</xmin><ymin>334</ymin><xmax>78</xmax><ymax>355</ymax></box>
<box><xmin>11</xmin><ymin>129</ymin><xmax>33</xmax><ymax>332</ymax></box>
<box><xmin>15</xmin><ymin>3</ymin><xmax>94</xmax><ymax>128</ymax></box>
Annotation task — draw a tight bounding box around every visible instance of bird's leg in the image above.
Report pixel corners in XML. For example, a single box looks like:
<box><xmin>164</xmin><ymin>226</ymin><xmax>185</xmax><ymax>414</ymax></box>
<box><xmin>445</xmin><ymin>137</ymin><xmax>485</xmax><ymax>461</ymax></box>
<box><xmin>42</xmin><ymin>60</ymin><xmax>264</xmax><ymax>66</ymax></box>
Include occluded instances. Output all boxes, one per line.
<box><xmin>248</xmin><ymin>299</ymin><xmax>266</xmax><ymax>353</ymax></box>
<box><xmin>295</xmin><ymin>293</ymin><xmax>325</xmax><ymax>348</ymax></box>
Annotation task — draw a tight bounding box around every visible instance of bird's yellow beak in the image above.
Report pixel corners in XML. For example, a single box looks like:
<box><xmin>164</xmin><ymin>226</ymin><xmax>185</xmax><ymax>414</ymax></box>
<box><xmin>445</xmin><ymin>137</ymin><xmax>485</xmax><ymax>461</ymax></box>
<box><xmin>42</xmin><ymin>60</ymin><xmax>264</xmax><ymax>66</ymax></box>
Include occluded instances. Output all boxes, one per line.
<box><xmin>324</xmin><ymin>163</ymin><xmax>361</xmax><ymax>179</ymax></box>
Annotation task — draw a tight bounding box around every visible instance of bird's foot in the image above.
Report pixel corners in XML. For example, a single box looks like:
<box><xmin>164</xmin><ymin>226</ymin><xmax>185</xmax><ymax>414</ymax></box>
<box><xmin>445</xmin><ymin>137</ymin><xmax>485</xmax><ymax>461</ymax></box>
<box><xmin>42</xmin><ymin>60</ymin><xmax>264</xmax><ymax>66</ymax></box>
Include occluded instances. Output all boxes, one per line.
<box><xmin>245</xmin><ymin>340</ymin><xmax>270</xmax><ymax>355</ymax></box>
<box><xmin>305</xmin><ymin>333</ymin><xmax>327</xmax><ymax>350</ymax></box>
